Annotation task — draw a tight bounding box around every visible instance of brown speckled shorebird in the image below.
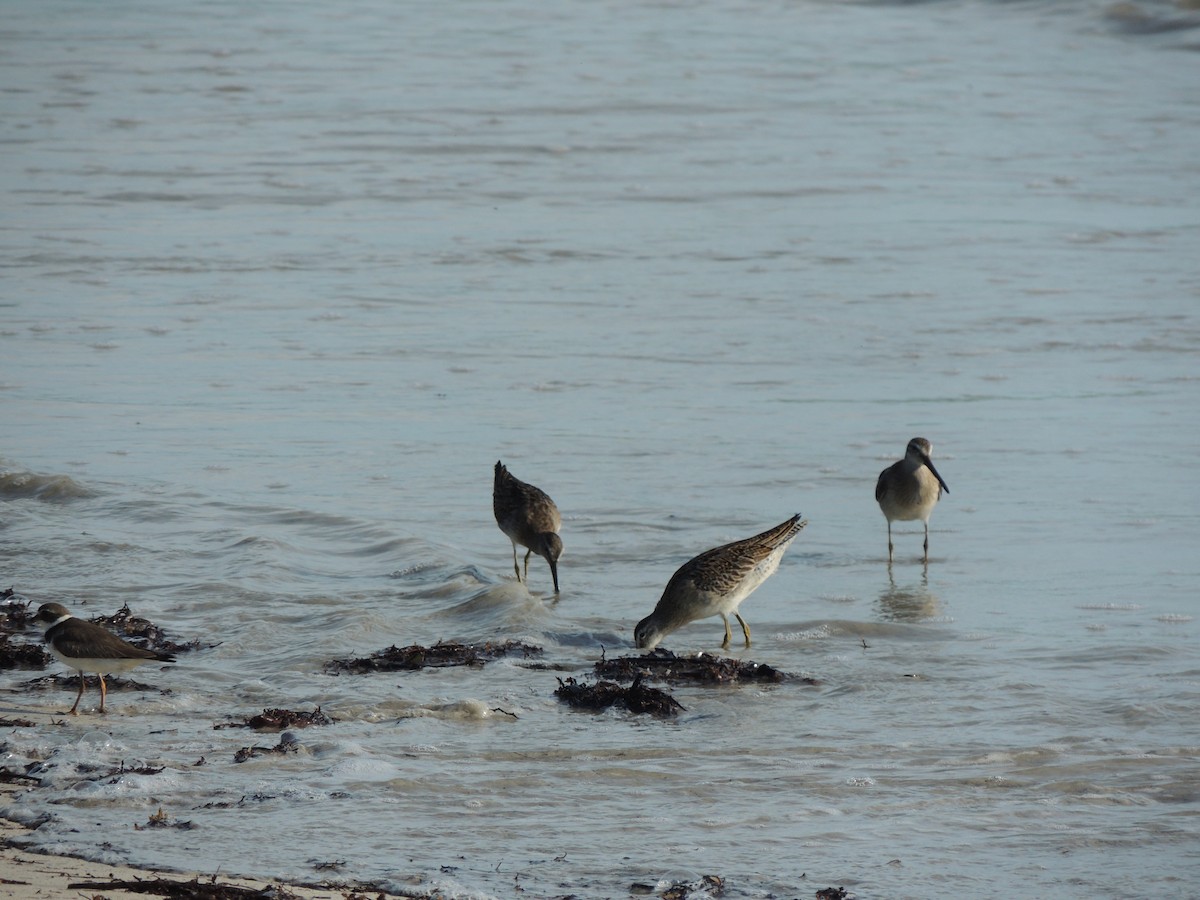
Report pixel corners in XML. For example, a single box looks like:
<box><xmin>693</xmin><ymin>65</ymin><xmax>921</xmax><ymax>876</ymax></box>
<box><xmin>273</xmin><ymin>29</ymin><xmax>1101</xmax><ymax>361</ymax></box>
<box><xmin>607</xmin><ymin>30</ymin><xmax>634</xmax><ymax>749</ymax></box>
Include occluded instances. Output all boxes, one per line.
<box><xmin>34</xmin><ymin>602</ymin><xmax>176</xmax><ymax>714</ymax></box>
<box><xmin>493</xmin><ymin>460</ymin><xmax>563</xmax><ymax>593</ymax></box>
<box><xmin>875</xmin><ymin>437</ymin><xmax>949</xmax><ymax>565</ymax></box>
<box><xmin>634</xmin><ymin>514</ymin><xmax>806</xmax><ymax>652</ymax></box>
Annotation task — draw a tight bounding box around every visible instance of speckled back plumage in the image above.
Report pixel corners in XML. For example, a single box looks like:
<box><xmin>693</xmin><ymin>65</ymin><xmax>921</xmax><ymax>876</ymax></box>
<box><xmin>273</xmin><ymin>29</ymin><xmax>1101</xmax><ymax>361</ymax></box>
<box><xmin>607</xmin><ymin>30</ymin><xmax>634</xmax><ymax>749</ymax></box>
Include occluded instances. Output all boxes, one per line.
<box><xmin>667</xmin><ymin>514</ymin><xmax>806</xmax><ymax>597</ymax></box>
<box><xmin>634</xmin><ymin>514</ymin><xmax>806</xmax><ymax>651</ymax></box>
<box><xmin>493</xmin><ymin>462</ymin><xmax>561</xmax><ymax>539</ymax></box>
<box><xmin>493</xmin><ymin>460</ymin><xmax>563</xmax><ymax>592</ymax></box>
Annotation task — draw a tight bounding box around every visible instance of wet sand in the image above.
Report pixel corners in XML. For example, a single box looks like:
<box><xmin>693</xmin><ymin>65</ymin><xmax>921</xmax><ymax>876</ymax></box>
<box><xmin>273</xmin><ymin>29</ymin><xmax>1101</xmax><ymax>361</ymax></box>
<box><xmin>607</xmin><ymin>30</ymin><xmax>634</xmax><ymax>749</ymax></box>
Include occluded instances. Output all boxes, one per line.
<box><xmin>0</xmin><ymin>704</ymin><xmax>405</xmax><ymax>900</ymax></box>
<box><xmin>0</xmin><ymin>788</ymin><xmax>405</xmax><ymax>899</ymax></box>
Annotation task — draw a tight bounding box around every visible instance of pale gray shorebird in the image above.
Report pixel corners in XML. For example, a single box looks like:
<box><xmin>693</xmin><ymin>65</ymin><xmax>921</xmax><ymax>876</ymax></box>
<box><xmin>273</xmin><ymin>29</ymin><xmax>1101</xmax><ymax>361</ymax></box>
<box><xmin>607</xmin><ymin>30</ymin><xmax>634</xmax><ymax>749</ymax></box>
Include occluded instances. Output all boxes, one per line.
<box><xmin>34</xmin><ymin>602</ymin><xmax>176</xmax><ymax>714</ymax></box>
<box><xmin>493</xmin><ymin>460</ymin><xmax>563</xmax><ymax>593</ymax></box>
<box><xmin>875</xmin><ymin>437</ymin><xmax>950</xmax><ymax>565</ymax></box>
<box><xmin>634</xmin><ymin>514</ymin><xmax>807</xmax><ymax>652</ymax></box>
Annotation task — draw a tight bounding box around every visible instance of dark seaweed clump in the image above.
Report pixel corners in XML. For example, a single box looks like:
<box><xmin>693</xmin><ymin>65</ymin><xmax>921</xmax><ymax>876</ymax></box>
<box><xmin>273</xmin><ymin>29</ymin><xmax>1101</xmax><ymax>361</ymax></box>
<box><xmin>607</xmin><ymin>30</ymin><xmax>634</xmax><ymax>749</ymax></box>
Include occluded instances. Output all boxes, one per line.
<box><xmin>12</xmin><ymin>759</ymin><xmax>165</xmax><ymax>789</ymax></box>
<box><xmin>630</xmin><ymin>873</ymin><xmax>725</xmax><ymax>898</ymax></box>
<box><xmin>134</xmin><ymin>806</ymin><xmax>195</xmax><ymax>831</ymax></box>
<box><xmin>214</xmin><ymin>707</ymin><xmax>335</xmax><ymax>732</ymax></box>
<box><xmin>233</xmin><ymin>731</ymin><xmax>302</xmax><ymax>764</ymax></box>
<box><xmin>68</xmin><ymin>875</ymin><xmax>395</xmax><ymax>898</ymax></box>
<box><xmin>95</xmin><ymin>603</ymin><xmax>215</xmax><ymax>655</ymax></box>
<box><xmin>68</xmin><ymin>875</ymin><xmax>303</xmax><ymax>898</ymax></box>
<box><xmin>0</xmin><ymin>590</ymin><xmax>49</xmax><ymax>669</ymax></box>
<box><xmin>596</xmin><ymin>647</ymin><xmax>810</xmax><ymax>685</ymax></box>
<box><xmin>555</xmin><ymin>674</ymin><xmax>685</xmax><ymax>718</ymax></box>
<box><xmin>326</xmin><ymin>640</ymin><xmax>542</xmax><ymax>674</ymax></box>
<box><xmin>0</xmin><ymin>765</ymin><xmax>41</xmax><ymax>784</ymax></box>
<box><xmin>0</xmin><ymin>634</ymin><xmax>50</xmax><ymax>670</ymax></box>
<box><xmin>0</xmin><ymin>588</ymin><xmax>35</xmax><ymax>631</ymax></box>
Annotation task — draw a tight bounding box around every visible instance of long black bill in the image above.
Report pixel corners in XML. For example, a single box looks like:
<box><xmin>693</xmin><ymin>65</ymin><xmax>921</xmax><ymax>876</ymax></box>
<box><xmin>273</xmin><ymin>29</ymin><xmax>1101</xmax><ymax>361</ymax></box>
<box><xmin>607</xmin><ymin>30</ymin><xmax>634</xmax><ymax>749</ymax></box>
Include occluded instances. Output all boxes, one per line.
<box><xmin>921</xmin><ymin>454</ymin><xmax>949</xmax><ymax>495</ymax></box>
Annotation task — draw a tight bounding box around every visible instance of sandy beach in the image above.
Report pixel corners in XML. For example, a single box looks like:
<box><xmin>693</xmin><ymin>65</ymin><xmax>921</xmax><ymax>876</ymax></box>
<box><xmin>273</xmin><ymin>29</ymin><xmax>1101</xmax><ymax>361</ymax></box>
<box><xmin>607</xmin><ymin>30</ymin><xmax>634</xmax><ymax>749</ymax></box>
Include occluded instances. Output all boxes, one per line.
<box><xmin>0</xmin><ymin>700</ymin><xmax>406</xmax><ymax>900</ymax></box>
<box><xmin>0</xmin><ymin>784</ymin><xmax>406</xmax><ymax>899</ymax></box>
<box><xmin>0</xmin><ymin>791</ymin><xmax>404</xmax><ymax>899</ymax></box>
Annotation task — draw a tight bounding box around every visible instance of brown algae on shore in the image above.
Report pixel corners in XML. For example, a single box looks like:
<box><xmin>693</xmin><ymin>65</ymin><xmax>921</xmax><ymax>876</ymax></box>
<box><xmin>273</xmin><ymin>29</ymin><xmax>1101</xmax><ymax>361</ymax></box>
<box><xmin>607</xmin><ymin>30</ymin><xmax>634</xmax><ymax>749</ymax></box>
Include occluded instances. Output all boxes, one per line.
<box><xmin>326</xmin><ymin>639</ymin><xmax>542</xmax><ymax>673</ymax></box>
<box><xmin>596</xmin><ymin>647</ymin><xmax>811</xmax><ymax>685</ymax></box>
<box><xmin>555</xmin><ymin>673</ymin><xmax>685</xmax><ymax>717</ymax></box>
<box><xmin>214</xmin><ymin>707</ymin><xmax>335</xmax><ymax>732</ymax></box>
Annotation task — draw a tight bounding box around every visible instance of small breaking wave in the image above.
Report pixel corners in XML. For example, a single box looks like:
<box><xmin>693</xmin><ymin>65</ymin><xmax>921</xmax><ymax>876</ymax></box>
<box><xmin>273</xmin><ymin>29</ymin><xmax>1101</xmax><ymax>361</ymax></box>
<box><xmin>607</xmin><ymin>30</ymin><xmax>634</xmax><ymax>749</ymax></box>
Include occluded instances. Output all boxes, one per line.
<box><xmin>0</xmin><ymin>466</ymin><xmax>94</xmax><ymax>502</ymax></box>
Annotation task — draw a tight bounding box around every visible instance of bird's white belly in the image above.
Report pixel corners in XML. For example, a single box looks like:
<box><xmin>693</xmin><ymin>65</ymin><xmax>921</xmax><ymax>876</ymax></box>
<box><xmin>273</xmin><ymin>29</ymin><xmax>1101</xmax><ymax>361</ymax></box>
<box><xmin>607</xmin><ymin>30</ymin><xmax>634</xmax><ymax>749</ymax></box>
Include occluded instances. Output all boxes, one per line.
<box><xmin>880</xmin><ymin>468</ymin><xmax>942</xmax><ymax>522</ymax></box>
<box><xmin>879</xmin><ymin>491</ymin><xmax>938</xmax><ymax>522</ymax></box>
<box><xmin>705</xmin><ymin>551</ymin><xmax>786</xmax><ymax>616</ymax></box>
<box><xmin>50</xmin><ymin>648</ymin><xmax>149</xmax><ymax>675</ymax></box>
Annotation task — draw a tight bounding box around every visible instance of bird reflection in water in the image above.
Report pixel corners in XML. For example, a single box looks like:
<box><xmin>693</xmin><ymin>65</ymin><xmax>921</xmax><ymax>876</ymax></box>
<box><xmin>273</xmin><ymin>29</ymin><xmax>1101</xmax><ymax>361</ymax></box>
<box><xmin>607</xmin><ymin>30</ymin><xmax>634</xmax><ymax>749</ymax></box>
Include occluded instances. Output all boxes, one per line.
<box><xmin>876</xmin><ymin>570</ymin><xmax>941</xmax><ymax>621</ymax></box>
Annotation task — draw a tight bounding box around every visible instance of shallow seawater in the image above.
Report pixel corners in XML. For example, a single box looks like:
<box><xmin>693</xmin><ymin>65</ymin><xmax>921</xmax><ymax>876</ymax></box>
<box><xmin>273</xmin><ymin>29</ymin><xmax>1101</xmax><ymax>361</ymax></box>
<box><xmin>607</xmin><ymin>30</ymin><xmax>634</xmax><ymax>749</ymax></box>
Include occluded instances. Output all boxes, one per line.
<box><xmin>2</xmin><ymin>0</ymin><xmax>1198</xmax><ymax>897</ymax></box>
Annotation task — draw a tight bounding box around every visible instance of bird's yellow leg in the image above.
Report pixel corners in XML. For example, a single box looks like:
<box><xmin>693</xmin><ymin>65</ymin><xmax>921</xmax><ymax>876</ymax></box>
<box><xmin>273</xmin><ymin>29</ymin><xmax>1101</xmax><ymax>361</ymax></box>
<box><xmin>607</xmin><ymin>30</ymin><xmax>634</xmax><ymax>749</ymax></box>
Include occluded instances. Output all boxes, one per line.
<box><xmin>735</xmin><ymin>612</ymin><xmax>751</xmax><ymax>648</ymax></box>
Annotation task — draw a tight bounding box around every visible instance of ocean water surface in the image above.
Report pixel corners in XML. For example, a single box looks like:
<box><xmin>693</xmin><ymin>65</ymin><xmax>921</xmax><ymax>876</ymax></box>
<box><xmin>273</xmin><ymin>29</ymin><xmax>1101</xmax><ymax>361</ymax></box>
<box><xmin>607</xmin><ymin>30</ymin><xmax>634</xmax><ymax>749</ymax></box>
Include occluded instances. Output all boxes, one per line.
<box><xmin>2</xmin><ymin>0</ymin><xmax>1198</xmax><ymax>897</ymax></box>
